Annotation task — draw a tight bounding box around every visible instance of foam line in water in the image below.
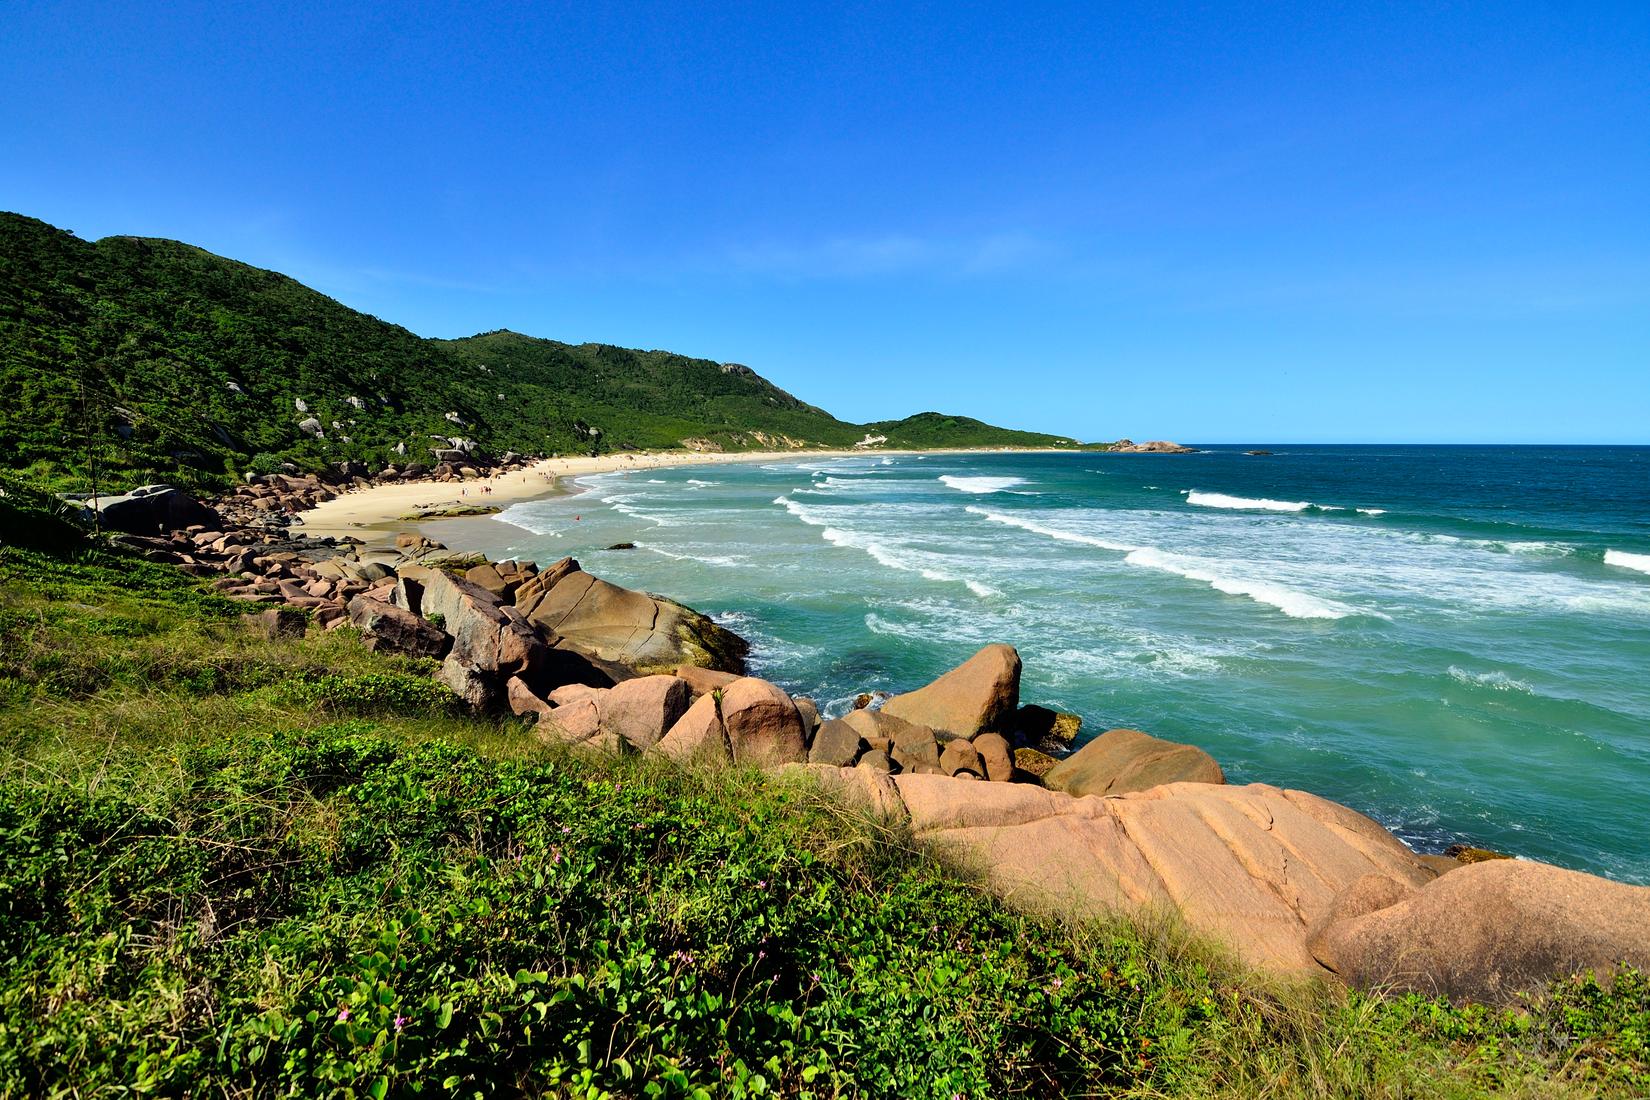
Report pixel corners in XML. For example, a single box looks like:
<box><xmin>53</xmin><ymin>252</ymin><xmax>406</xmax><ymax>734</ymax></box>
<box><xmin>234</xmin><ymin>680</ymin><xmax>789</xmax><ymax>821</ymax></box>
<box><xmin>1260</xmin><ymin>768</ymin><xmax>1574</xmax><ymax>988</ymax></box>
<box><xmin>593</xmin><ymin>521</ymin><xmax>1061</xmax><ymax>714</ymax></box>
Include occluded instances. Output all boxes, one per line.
<box><xmin>965</xmin><ymin>505</ymin><xmax>1136</xmax><ymax>552</ymax></box>
<box><xmin>1186</xmin><ymin>490</ymin><xmax>1317</xmax><ymax>512</ymax></box>
<box><xmin>1606</xmin><ymin>549</ymin><xmax>1650</xmax><ymax>575</ymax></box>
<box><xmin>1122</xmin><ymin>547</ymin><xmax>1362</xmax><ymax>620</ymax></box>
<box><xmin>939</xmin><ymin>475</ymin><xmax>1028</xmax><ymax>494</ymax></box>
<box><xmin>636</xmin><ymin>542</ymin><xmax>747</xmax><ymax>568</ymax></box>
<box><xmin>1447</xmin><ymin>666</ymin><xmax>1538</xmax><ymax>695</ymax></box>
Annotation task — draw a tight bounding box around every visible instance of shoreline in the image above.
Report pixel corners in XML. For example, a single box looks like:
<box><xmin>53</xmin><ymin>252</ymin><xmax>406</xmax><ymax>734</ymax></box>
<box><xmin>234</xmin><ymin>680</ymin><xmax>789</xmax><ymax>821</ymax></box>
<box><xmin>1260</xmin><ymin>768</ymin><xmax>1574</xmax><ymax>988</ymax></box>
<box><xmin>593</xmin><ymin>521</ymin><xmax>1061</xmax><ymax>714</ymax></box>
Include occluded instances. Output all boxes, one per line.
<box><xmin>295</xmin><ymin>446</ymin><xmax>1074</xmax><ymax>545</ymax></box>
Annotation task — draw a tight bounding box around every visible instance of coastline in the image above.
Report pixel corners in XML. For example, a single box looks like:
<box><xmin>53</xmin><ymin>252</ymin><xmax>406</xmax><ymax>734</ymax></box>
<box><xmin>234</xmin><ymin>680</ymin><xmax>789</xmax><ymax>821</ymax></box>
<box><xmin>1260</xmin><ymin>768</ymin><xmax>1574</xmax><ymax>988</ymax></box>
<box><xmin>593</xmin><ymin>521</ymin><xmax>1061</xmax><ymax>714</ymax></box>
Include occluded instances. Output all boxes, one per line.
<box><xmin>295</xmin><ymin>446</ymin><xmax>1072</xmax><ymax>545</ymax></box>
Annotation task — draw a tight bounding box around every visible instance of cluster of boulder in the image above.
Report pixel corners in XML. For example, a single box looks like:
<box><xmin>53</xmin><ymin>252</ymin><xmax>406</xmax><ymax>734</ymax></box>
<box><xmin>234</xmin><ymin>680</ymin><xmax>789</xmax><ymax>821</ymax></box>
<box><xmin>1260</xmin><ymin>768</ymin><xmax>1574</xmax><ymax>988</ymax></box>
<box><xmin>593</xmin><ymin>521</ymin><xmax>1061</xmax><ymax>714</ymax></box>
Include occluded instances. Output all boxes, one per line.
<box><xmin>85</xmin><ymin>484</ymin><xmax>1650</xmax><ymax>1009</ymax></box>
<box><xmin>1105</xmin><ymin>439</ymin><xmax>1197</xmax><ymax>454</ymax></box>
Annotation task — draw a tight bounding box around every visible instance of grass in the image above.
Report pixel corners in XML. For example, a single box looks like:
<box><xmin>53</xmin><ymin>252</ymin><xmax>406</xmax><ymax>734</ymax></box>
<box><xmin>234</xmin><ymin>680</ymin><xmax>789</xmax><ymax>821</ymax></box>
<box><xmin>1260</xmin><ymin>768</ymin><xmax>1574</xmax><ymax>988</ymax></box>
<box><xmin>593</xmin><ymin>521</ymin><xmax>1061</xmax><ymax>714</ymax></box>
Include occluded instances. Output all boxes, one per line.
<box><xmin>0</xmin><ymin>523</ymin><xmax>1647</xmax><ymax>1097</ymax></box>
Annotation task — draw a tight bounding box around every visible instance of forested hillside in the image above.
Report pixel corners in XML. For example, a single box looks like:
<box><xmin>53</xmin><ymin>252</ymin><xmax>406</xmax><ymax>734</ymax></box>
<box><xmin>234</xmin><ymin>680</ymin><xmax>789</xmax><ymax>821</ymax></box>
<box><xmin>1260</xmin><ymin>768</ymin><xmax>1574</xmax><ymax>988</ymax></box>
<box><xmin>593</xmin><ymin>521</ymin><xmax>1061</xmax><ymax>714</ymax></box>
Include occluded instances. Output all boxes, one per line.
<box><xmin>0</xmin><ymin>213</ymin><xmax>1079</xmax><ymax>492</ymax></box>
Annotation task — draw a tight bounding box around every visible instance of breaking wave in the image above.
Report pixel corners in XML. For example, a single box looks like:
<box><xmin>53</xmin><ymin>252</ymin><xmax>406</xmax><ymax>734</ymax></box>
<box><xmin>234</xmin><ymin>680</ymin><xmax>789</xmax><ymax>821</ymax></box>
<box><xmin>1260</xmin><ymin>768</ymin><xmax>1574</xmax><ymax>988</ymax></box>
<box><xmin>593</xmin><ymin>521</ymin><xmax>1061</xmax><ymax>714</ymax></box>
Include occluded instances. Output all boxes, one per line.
<box><xmin>939</xmin><ymin>475</ymin><xmax>1028</xmax><ymax>494</ymax></box>
<box><xmin>774</xmin><ymin>496</ymin><xmax>996</xmax><ymax>597</ymax></box>
<box><xmin>1447</xmin><ymin>666</ymin><xmax>1538</xmax><ymax>695</ymax></box>
<box><xmin>1186</xmin><ymin>490</ymin><xmax>1318</xmax><ymax>513</ymax></box>
<box><xmin>965</xmin><ymin>506</ymin><xmax>1136</xmax><ymax>552</ymax></box>
<box><xmin>1605</xmin><ymin>549</ymin><xmax>1650</xmax><ymax>575</ymax></box>
<box><xmin>1122</xmin><ymin>548</ymin><xmax>1367</xmax><ymax>620</ymax></box>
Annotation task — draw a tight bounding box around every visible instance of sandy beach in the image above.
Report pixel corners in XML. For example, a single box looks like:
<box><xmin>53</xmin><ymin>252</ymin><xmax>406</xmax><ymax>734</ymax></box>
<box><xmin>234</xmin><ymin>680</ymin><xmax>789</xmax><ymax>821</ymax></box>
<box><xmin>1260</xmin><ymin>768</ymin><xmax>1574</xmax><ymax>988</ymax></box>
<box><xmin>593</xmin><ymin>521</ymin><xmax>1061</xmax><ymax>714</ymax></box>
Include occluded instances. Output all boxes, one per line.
<box><xmin>294</xmin><ymin>449</ymin><xmax>876</xmax><ymax>542</ymax></box>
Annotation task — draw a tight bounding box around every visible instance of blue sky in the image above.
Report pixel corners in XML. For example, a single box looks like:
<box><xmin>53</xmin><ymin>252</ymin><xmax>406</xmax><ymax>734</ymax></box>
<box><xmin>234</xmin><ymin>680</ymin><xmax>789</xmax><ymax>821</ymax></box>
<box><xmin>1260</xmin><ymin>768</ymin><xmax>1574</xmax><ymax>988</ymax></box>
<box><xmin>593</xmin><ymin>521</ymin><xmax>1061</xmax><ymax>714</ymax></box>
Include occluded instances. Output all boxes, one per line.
<box><xmin>3</xmin><ymin>1</ymin><xmax>1647</xmax><ymax>443</ymax></box>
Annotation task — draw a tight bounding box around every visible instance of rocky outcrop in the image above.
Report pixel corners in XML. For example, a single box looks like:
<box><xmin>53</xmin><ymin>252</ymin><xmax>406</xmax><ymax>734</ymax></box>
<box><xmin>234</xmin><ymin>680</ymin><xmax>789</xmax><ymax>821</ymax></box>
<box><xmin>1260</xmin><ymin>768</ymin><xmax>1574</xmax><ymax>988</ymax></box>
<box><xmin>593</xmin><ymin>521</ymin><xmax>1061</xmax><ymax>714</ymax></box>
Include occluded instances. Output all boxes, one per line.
<box><xmin>1308</xmin><ymin>861</ymin><xmax>1650</xmax><ymax>1004</ymax></box>
<box><xmin>346</xmin><ymin>595</ymin><xmax>450</xmax><ymax>660</ymax></box>
<box><xmin>1045</xmin><ymin>728</ymin><xmax>1225</xmax><ymax>797</ymax></box>
<box><xmin>417</xmin><ymin>568</ymin><xmax>545</xmax><ymax>683</ymax></box>
<box><xmin>880</xmin><ymin>644</ymin><xmax>1021</xmax><ymax>738</ymax></box>
<box><xmin>515</xmin><ymin>559</ymin><xmax>747</xmax><ymax>676</ymax></box>
<box><xmin>91</xmin><ymin>485</ymin><xmax>221</xmax><ymax>537</ymax></box>
<box><xmin>719</xmin><ymin>677</ymin><xmax>808</xmax><ymax>767</ymax></box>
<box><xmin>1108</xmin><ymin>439</ymin><xmax>1196</xmax><ymax>454</ymax></box>
<box><xmin>896</xmin><ymin>775</ymin><xmax>1434</xmax><ymax>974</ymax></box>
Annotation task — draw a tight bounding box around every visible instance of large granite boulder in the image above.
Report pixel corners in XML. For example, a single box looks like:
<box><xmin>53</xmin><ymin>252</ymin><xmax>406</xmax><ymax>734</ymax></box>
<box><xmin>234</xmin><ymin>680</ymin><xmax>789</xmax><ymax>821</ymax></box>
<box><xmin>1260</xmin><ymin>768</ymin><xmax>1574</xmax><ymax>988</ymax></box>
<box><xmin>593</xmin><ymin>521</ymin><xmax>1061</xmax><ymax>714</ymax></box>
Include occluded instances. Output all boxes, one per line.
<box><xmin>346</xmin><ymin>595</ymin><xmax>450</xmax><ymax>660</ymax></box>
<box><xmin>894</xmin><ymin>775</ymin><xmax>1432</xmax><ymax>974</ymax></box>
<box><xmin>808</xmin><ymin>718</ymin><xmax>864</xmax><ymax>767</ymax></box>
<box><xmin>1045</xmin><ymin>728</ymin><xmax>1225</xmax><ymax>797</ymax></box>
<box><xmin>93</xmin><ymin>484</ymin><xmax>221</xmax><ymax>537</ymax></box>
<box><xmin>597</xmin><ymin>674</ymin><xmax>692</xmax><ymax>752</ymax></box>
<box><xmin>842</xmin><ymin>709</ymin><xmax>943</xmax><ymax>774</ymax></box>
<box><xmin>654</xmin><ymin>693</ymin><xmax>733</xmax><ymax>766</ymax></box>
<box><xmin>515</xmin><ymin>559</ymin><xmax>747</xmax><ymax>676</ymax></box>
<box><xmin>418</xmin><ymin>568</ymin><xmax>545</xmax><ymax>681</ymax></box>
<box><xmin>719</xmin><ymin>677</ymin><xmax>807</xmax><ymax>767</ymax></box>
<box><xmin>881</xmin><ymin>644</ymin><xmax>1021</xmax><ymax>738</ymax></box>
<box><xmin>1308</xmin><ymin>860</ymin><xmax>1650</xmax><ymax>1003</ymax></box>
<box><xmin>673</xmin><ymin>665</ymin><xmax>740</xmax><ymax>697</ymax></box>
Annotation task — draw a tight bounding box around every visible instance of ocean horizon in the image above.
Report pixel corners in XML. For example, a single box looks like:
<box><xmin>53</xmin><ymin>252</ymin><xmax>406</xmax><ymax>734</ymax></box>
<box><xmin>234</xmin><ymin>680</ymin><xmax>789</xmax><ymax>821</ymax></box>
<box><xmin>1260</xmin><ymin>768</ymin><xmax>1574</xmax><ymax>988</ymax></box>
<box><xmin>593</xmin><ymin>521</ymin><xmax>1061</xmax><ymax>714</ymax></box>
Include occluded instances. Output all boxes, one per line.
<box><xmin>450</xmin><ymin>443</ymin><xmax>1650</xmax><ymax>884</ymax></box>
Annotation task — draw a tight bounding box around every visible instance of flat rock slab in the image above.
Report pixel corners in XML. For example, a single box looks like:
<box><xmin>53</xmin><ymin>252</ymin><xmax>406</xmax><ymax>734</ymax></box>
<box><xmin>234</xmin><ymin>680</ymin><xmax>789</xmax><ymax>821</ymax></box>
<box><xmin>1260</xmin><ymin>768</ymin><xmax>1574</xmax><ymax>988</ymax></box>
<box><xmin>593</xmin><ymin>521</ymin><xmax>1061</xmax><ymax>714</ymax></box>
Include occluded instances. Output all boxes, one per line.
<box><xmin>1046</xmin><ymin>728</ymin><xmax>1225</xmax><ymax>797</ymax></box>
<box><xmin>891</xmin><ymin>775</ymin><xmax>1432</xmax><ymax>975</ymax></box>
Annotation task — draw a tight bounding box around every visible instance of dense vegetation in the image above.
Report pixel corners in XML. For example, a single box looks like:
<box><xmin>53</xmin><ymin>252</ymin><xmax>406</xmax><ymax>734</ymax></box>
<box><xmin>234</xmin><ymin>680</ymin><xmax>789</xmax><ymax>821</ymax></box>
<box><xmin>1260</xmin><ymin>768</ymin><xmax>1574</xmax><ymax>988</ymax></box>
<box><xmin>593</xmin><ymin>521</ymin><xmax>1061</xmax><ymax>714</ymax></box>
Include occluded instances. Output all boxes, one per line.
<box><xmin>0</xmin><ymin>213</ymin><xmax>1079</xmax><ymax>494</ymax></box>
<box><xmin>1</xmin><ymin>499</ymin><xmax>1647</xmax><ymax>1097</ymax></box>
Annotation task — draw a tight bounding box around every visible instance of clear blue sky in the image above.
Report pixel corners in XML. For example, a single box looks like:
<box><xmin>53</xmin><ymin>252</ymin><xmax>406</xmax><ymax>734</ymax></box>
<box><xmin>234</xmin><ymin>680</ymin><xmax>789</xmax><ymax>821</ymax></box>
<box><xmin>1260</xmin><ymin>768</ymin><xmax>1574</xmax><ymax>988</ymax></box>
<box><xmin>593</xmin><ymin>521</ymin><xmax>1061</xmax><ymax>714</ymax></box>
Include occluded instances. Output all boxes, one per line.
<box><xmin>4</xmin><ymin>2</ymin><xmax>1647</xmax><ymax>443</ymax></box>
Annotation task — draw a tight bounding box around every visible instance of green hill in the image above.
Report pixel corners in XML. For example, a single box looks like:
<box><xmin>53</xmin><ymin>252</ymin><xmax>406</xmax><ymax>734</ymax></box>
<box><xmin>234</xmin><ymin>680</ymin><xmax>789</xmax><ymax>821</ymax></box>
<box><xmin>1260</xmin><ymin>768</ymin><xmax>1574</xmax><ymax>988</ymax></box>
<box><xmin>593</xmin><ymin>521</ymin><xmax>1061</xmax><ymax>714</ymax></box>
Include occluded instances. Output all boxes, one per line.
<box><xmin>0</xmin><ymin>212</ymin><xmax>1079</xmax><ymax>491</ymax></box>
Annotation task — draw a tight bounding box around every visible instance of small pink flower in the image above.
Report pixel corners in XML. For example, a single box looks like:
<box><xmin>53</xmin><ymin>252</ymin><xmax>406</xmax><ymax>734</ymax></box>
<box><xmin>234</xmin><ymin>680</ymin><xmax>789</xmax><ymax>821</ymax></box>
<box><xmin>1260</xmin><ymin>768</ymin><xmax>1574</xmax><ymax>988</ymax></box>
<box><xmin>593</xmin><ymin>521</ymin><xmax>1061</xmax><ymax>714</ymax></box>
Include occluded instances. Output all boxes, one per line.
<box><xmin>336</xmin><ymin>1007</ymin><xmax>350</xmax><ymax>1022</ymax></box>
<box><xmin>394</xmin><ymin>1014</ymin><xmax>409</xmax><ymax>1033</ymax></box>
<box><xmin>561</xmin><ymin>825</ymin><xmax>573</xmax><ymax>834</ymax></box>
<box><xmin>756</xmin><ymin>880</ymin><xmax>768</xmax><ymax>889</ymax></box>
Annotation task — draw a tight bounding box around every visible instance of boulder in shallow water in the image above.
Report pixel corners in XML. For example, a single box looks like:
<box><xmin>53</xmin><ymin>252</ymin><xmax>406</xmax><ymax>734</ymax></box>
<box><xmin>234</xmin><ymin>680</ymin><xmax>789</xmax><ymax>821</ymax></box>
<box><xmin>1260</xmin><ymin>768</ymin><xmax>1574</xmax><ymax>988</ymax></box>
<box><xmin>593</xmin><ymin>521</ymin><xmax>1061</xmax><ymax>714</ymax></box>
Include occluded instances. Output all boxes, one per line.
<box><xmin>1045</xmin><ymin>728</ymin><xmax>1224</xmax><ymax>798</ymax></box>
<box><xmin>881</xmin><ymin>644</ymin><xmax>1021</xmax><ymax>738</ymax></box>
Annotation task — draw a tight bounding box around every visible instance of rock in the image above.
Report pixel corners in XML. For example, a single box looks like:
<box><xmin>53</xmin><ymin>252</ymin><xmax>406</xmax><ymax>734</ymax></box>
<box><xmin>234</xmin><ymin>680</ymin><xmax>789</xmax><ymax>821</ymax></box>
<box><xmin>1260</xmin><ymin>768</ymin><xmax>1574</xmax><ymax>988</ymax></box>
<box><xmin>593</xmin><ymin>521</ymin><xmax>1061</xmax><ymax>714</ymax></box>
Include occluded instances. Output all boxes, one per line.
<box><xmin>673</xmin><ymin>665</ymin><xmax>741</xmax><ymax>697</ymax></box>
<box><xmin>247</xmin><ymin>607</ymin><xmax>307</xmax><ymax>639</ymax></box>
<box><xmin>346</xmin><ymin>596</ymin><xmax>450</xmax><ymax>660</ymax></box>
<box><xmin>808</xmin><ymin>718</ymin><xmax>864</xmax><ymax>767</ymax></box>
<box><xmin>773</xmin><ymin>764</ymin><xmax>908</xmax><ymax>822</ymax></box>
<box><xmin>1045</xmin><ymin>728</ymin><xmax>1224</xmax><ymax>798</ymax></box>
<box><xmin>794</xmin><ymin>696</ymin><xmax>820</xmax><ymax>738</ymax></box>
<box><xmin>1245</xmin><ymin>450</ymin><xmax>1274</xmax><ymax>456</ymax></box>
<box><xmin>896</xmin><ymin>776</ymin><xmax>1432</xmax><ymax>974</ymax></box>
<box><xmin>881</xmin><ymin>645</ymin><xmax>1021</xmax><ymax>738</ymax></box>
<box><xmin>940</xmin><ymin>738</ymin><xmax>984</xmax><ymax>778</ymax></box>
<box><xmin>604</xmin><ymin>542</ymin><xmax>637</xmax><ymax>551</ymax></box>
<box><xmin>437</xmin><ymin>656</ymin><xmax>499</xmax><ymax>711</ymax></box>
<box><xmin>852</xmin><ymin>691</ymin><xmax>891</xmax><ymax>710</ymax></box>
<box><xmin>1011</xmin><ymin>705</ymin><xmax>1082</xmax><ymax>751</ymax></box>
<box><xmin>653</xmin><ymin>694</ymin><xmax>733</xmax><ymax>766</ymax></box>
<box><xmin>464</xmin><ymin>562</ymin><xmax>515</xmax><ymax>601</ymax></box>
<box><xmin>1445</xmin><ymin>844</ymin><xmax>1514</xmax><ymax>864</ymax></box>
<box><xmin>597</xmin><ymin>675</ymin><xmax>692</xmax><ymax>752</ymax></box>
<box><xmin>973</xmin><ymin>732</ymin><xmax>1014</xmax><ymax>782</ymax></box>
<box><xmin>841</xmin><ymin>708</ymin><xmax>941</xmax><ymax>773</ymax></box>
<box><xmin>718</xmin><ymin>677</ymin><xmax>807</xmax><ymax>767</ymax></box>
<box><xmin>856</xmin><ymin>749</ymin><xmax>894</xmax><ymax>776</ymax></box>
<box><xmin>395</xmin><ymin>532</ymin><xmax>446</xmax><ymax>552</ymax></box>
<box><xmin>1013</xmin><ymin>746</ymin><xmax>1059</xmax><ymax>780</ymax></box>
<box><xmin>92</xmin><ymin>485</ymin><xmax>221</xmax><ymax>537</ymax></box>
<box><xmin>538</xmin><ymin>697</ymin><xmax>614</xmax><ymax>751</ymax></box>
<box><xmin>417</xmin><ymin>569</ymin><xmax>545</xmax><ymax>682</ymax></box>
<box><xmin>505</xmin><ymin>676</ymin><xmax>555</xmax><ymax>720</ymax></box>
<box><xmin>517</xmin><ymin>562</ymin><xmax>748</xmax><ymax>675</ymax></box>
<box><xmin>1309</xmin><ymin>860</ymin><xmax>1650</xmax><ymax>1004</ymax></box>
<box><xmin>548</xmin><ymin>683</ymin><xmax>605</xmax><ymax>707</ymax></box>
<box><xmin>1108</xmin><ymin>439</ymin><xmax>1195</xmax><ymax>454</ymax></box>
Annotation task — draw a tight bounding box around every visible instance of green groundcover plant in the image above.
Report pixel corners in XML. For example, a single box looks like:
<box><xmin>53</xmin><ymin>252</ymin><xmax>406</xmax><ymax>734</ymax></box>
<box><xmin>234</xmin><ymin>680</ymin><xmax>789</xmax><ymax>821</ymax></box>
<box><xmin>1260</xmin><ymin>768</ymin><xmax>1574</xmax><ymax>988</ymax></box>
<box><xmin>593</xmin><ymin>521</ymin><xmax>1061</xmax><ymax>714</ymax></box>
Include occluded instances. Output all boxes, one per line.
<box><xmin>0</xmin><ymin>511</ymin><xmax>1646</xmax><ymax>1098</ymax></box>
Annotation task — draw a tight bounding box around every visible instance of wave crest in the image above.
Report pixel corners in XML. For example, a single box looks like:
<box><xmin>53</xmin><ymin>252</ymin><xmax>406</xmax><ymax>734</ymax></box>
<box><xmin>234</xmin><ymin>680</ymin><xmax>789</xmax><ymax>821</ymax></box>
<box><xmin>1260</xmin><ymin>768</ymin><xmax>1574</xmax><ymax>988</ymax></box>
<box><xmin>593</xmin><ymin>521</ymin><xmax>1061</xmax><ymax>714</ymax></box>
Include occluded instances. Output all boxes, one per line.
<box><xmin>939</xmin><ymin>475</ymin><xmax>1028</xmax><ymax>494</ymax></box>
<box><xmin>1186</xmin><ymin>490</ymin><xmax>1316</xmax><ymax>512</ymax></box>
<box><xmin>1605</xmin><ymin>549</ymin><xmax>1650</xmax><ymax>575</ymax></box>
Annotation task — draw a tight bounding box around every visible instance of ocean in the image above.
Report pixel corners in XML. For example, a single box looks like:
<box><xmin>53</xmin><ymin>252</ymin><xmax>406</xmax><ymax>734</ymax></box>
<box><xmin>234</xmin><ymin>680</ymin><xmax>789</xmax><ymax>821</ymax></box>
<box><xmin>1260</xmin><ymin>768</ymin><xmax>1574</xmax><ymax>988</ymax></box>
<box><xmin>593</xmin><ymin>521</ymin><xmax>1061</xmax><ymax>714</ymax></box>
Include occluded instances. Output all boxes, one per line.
<box><xmin>466</xmin><ymin>445</ymin><xmax>1650</xmax><ymax>883</ymax></box>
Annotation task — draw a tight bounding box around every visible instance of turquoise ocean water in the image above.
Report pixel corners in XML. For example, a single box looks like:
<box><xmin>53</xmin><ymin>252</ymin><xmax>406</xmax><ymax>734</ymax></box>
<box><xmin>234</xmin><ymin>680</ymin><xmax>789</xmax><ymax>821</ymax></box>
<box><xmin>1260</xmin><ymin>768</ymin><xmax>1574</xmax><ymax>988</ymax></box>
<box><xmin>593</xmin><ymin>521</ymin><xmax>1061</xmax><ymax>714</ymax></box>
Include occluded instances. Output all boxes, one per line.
<box><xmin>463</xmin><ymin>446</ymin><xmax>1650</xmax><ymax>883</ymax></box>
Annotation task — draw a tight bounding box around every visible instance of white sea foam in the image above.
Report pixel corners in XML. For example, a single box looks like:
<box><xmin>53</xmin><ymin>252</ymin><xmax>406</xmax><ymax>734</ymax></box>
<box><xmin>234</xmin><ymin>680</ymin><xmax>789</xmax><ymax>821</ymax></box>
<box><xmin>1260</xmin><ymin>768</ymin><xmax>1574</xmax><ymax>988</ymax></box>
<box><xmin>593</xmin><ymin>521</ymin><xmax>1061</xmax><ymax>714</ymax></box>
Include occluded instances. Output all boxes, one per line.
<box><xmin>1605</xmin><ymin>549</ymin><xmax>1650</xmax><ymax>575</ymax></box>
<box><xmin>965</xmin><ymin>506</ymin><xmax>1136</xmax><ymax>552</ymax></box>
<box><xmin>637</xmin><ymin>543</ymin><xmax>747</xmax><ymax>568</ymax></box>
<box><xmin>774</xmin><ymin>496</ymin><xmax>995</xmax><ymax>596</ymax></box>
<box><xmin>1447</xmin><ymin>666</ymin><xmax>1537</xmax><ymax>695</ymax></box>
<box><xmin>1186</xmin><ymin>490</ymin><xmax>1316</xmax><ymax>513</ymax></box>
<box><xmin>1357</xmin><ymin>508</ymin><xmax>1387</xmax><ymax>516</ymax></box>
<box><xmin>1122</xmin><ymin>547</ymin><xmax>1363</xmax><ymax>620</ymax></box>
<box><xmin>684</xmin><ymin>478</ymin><xmax>718</xmax><ymax>488</ymax></box>
<box><xmin>939</xmin><ymin>475</ymin><xmax>1028</xmax><ymax>494</ymax></box>
<box><xmin>600</xmin><ymin>493</ymin><xmax>679</xmax><ymax>526</ymax></box>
